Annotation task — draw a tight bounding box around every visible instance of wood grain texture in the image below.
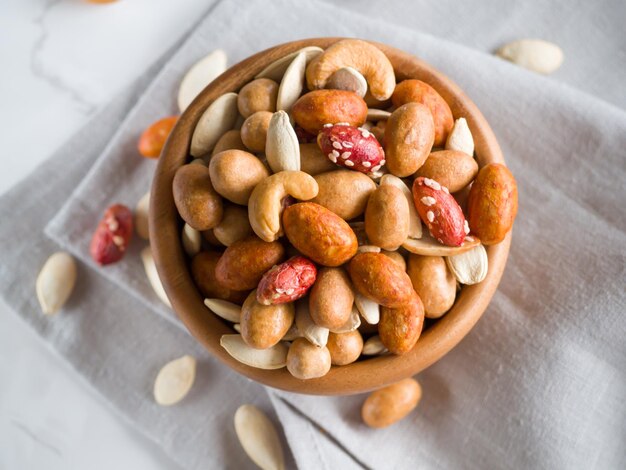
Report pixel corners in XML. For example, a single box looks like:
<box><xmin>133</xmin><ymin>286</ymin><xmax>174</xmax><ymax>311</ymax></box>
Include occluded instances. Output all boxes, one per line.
<box><xmin>150</xmin><ymin>38</ymin><xmax>512</xmax><ymax>396</ymax></box>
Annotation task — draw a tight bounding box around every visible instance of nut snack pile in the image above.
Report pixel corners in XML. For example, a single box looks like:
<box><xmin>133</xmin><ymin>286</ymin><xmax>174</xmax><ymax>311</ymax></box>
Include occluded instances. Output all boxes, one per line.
<box><xmin>168</xmin><ymin>39</ymin><xmax>518</xmax><ymax>381</ymax></box>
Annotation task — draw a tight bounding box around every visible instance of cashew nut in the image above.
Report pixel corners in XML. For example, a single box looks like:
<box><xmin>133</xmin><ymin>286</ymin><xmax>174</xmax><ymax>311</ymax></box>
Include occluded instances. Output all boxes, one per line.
<box><xmin>306</xmin><ymin>39</ymin><xmax>395</xmax><ymax>101</ymax></box>
<box><xmin>248</xmin><ymin>171</ymin><xmax>319</xmax><ymax>242</ymax></box>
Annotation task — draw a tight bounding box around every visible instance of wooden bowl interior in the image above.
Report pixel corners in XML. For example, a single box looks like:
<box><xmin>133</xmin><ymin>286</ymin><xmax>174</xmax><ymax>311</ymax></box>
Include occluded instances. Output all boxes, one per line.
<box><xmin>150</xmin><ymin>38</ymin><xmax>511</xmax><ymax>396</ymax></box>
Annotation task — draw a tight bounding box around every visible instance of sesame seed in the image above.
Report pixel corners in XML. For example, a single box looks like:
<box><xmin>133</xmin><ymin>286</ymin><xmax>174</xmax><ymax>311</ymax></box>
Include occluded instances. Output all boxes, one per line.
<box><xmin>336</xmin><ymin>122</ymin><xmax>350</xmax><ymax>126</ymax></box>
<box><xmin>106</xmin><ymin>218</ymin><xmax>119</xmax><ymax>232</ymax></box>
<box><xmin>427</xmin><ymin>211</ymin><xmax>435</xmax><ymax>222</ymax></box>
<box><xmin>342</xmin><ymin>141</ymin><xmax>354</xmax><ymax>148</ymax></box>
<box><xmin>328</xmin><ymin>153</ymin><xmax>337</xmax><ymax>163</ymax></box>
<box><xmin>361</xmin><ymin>130</ymin><xmax>371</xmax><ymax>138</ymax></box>
<box><xmin>380</xmin><ymin>159</ymin><xmax>386</xmax><ymax>165</ymax></box>
<box><xmin>331</xmin><ymin>150</ymin><xmax>340</xmax><ymax>157</ymax></box>
<box><xmin>424</xmin><ymin>178</ymin><xmax>441</xmax><ymax>190</ymax></box>
<box><xmin>420</xmin><ymin>196</ymin><xmax>436</xmax><ymax>206</ymax></box>
<box><xmin>465</xmin><ymin>236</ymin><xmax>474</xmax><ymax>242</ymax></box>
<box><xmin>332</xmin><ymin>141</ymin><xmax>342</xmax><ymax>149</ymax></box>
<box><xmin>362</xmin><ymin>161</ymin><xmax>372</xmax><ymax>168</ymax></box>
<box><xmin>371</xmin><ymin>165</ymin><xmax>382</xmax><ymax>172</ymax></box>
<box><xmin>272</xmin><ymin>292</ymin><xmax>281</xmax><ymax>299</ymax></box>
<box><xmin>323</xmin><ymin>123</ymin><xmax>333</xmax><ymax>128</ymax></box>
<box><xmin>112</xmin><ymin>235</ymin><xmax>125</xmax><ymax>247</ymax></box>
<box><xmin>285</xmin><ymin>288</ymin><xmax>295</xmax><ymax>295</ymax></box>
<box><xmin>464</xmin><ymin>220</ymin><xmax>470</xmax><ymax>234</ymax></box>
<box><xmin>345</xmin><ymin>160</ymin><xmax>355</xmax><ymax>167</ymax></box>
<box><xmin>341</xmin><ymin>152</ymin><xmax>351</xmax><ymax>159</ymax></box>
<box><xmin>437</xmin><ymin>238</ymin><xmax>444</xmax><ymax>244</ymax></box>
<box><xmin>442</xmin><ymin>186</ymin><xmax>450</xmax><ymax>194</ymax></box>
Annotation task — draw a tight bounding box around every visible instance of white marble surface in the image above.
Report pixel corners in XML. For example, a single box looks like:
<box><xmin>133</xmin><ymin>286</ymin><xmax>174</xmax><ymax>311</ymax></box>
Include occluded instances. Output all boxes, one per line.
<box><xmin>0</xmin><ymin>0</ymin><xmax>208</xmax><ymax>468</ymax></box>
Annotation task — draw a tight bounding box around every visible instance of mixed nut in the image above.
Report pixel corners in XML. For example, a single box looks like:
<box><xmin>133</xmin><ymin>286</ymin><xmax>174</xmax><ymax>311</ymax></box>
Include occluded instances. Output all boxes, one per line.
<box><xmin>36</xmin><ymin>41</ymin><xmax>518</xmax><ymax>426</ymax></box>
<box><xmin>166</xmin><ymin>39</ymin><xmax>518</xmax><ymax>380</ymax></box>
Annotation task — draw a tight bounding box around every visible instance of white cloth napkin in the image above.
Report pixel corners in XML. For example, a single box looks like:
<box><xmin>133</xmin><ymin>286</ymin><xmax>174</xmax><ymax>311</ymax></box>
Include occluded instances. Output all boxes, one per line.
<box><xmin>3</xmin><ymin>0</ymin><xmax>625</xmax><ymax>469</ymax></box>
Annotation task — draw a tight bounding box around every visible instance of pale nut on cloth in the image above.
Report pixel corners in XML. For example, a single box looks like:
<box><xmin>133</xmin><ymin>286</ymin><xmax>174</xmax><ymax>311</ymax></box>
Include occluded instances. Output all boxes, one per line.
<box><xmin>1</xmin><ymin>0</ymin><xmax>624</xmax><ymax>469</ymax></box>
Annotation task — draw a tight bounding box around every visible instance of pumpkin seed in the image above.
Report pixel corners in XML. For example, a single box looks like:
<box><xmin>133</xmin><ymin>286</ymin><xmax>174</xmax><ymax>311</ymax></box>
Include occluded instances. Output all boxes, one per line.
<box><xmin>357</xmin><ymin>245</ymin><xmax>381</xmax><ymax>254</ymax></box>
<box><xmin>354</xmin><ymin>292</ymin><xmax>380</xmax><ymax>325</ymax></box>
<box><xmin>234</xmin><ymin>404</ymin><xmax>285</xmax><ymax>470</ymax></box>
<box><xmin>446</xmin><ymin>244</ymin><xmax>488</xmax><ymax>285</ymax></box>
<box><xmin>265</xmin><ymin>110</ymin><xmax>300</xmax><ymax>173</ymax></box>
<box><xmin>140</xmin><ymin>246</ymin><xmax>171</xmax><ymax>307</ymax></box>
<box><xmin>255</xmin><ymin>46</ymin><xmax>323</xmax><ymax>81</ymax></box>
<box><xmin>445</xmin><ymin>117</ymin><xmax>474</xmax><ymax>156</ymax></box>
<box><xmin>366</xmin><ymin>108</ymin><xmax>391</xmax><ymax>121</ymax></box>
<box><xmin>190</xmin><ymin>92</ymin><xmax>239</xmax><ymax>157</ymax></box>
<box><xmin>295</xmin><ymin>301</ymin><xmax>329</xmax><ymax>348</ymax></box>
<box><xmin>178</xmin><ymin>49</ymin><xmax>227</xmax><ymax>112</ymax></box>
<box><xmin>402</xmin><ymin>232</ymin><xmax>480</xmax><ymax>257</ymax></box>
<box><xmin>36</xmin><ymin>252</ymin><xmax>77</xmax><ymax>315</ymax></box>
<box><xmin>181</xmin><ymin>223</ymin><xmax>201</xmax><ymax>257</ymax></box>
<box><xmin>362</xmin><ymin>335</ymin><xmax>388</xmax><ymax>356</ymax></box>
<box><xmin>134</xmin><ymin>191</ymin><xmax>150</xmax><ymax>240</ymax></box>
<box><xmin>496</xmin><ymin>39</ymin><xmax>563</xmax><ymax>74</ymax></box>
<box><xmin>153</xmin><ymin>355</ymin><xmax>196</xmax><ymax>406</ymax></box>
<box><xmin>276</xmin><ymin>52</ymin><xmax>306</xmax><ymax>112</ymax></box>
<box><xmin>203</xmin><ymin>298</ymin><xmax>241</xmax><ymax>323</ymax></box>
<box><xmin>329</xmin><ymin>305</ymin><xmax>361</xmax><ymax>334</ymax></box>
<box><xmin>220</xmin><ymin>335</ymin><xmax>287</xmax><ymax>369</ymax></box>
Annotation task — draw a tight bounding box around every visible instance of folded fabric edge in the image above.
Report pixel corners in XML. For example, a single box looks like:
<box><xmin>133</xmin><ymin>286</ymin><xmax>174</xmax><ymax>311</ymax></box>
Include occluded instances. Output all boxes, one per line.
<box><xmin>269</xmin><ymin>391</ymin><xmax>369</xmax><ymax>470</ymax></box>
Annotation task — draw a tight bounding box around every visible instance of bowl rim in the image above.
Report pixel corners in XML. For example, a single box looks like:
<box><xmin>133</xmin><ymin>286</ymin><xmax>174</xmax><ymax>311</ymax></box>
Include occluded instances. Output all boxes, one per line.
<box><xmin>150</xmin><ymin>38</ymin><xmax>512</xmax><ymax>396</ymax></box>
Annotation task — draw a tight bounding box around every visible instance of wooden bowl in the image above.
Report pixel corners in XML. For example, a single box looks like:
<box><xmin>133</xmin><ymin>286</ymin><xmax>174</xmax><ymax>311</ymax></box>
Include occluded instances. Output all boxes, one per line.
<box><xmin>150</xmin><ymin>38</ymin><xmax>511</xmax><ymax>396</ymax></box>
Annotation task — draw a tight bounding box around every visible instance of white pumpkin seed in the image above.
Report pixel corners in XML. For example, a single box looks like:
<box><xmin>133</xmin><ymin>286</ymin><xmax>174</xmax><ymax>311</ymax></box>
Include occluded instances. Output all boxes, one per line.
<box><xmin>327</xmin><ymin>66</ymin><xmax>368</xmax><ymax>98</ymax></box>
<box><xmin>354</xmin><ymin>292</ymin><xmax>380</xmax><ymax>325</ymax></box>
<box><xmin>276</xmin><ymin>52</ymin><xmax>306</xmax><ymax>112</ymax></box>
<box><xmin>329</xmin><ymin>305</ymin><xmax>361</xmax><ymax>334</ymax></box>
<box><xmin>295</xmin><ymin>301</ymin><xmax>329</xmax><ymax>348</ymax></box>
<box><xmin>140</xmin><ymin>246</ymin><xmax>171</xmax><ymax>307</ymax></box>
<box><xmin>234</xmin><ymin>404</ymin><xmax>285</xmax><ymax>470</ymax></box>
<box><xmin>36</xmin><ymin>252</ymin><xmax>77</xmax><ymax>315</ymax></box>
<box><xmin>265</xmin><ymin>110</ymin><xmax>300</xmax><ymax>173</ymax></box>
<box><xmin>190</xmin><ymin>92</ymin><xmax>239</xmax><ymax>157</ymax></box>
<box><xmin>134</xmin><ymin>191</ymin><xmax>150</xmax><ymax>240</ymax></box>
<box><xmin>362</xmin><ymin>335</ymin><xmax>388</xmax><ymax>356</ymax></box>
<box><xmin>203</xmin><ymin>298</ymin><xmax>241</xmax><ymax>323</ymax></box>
<box><xmin>445</xmin><ymin>117</ymin><xmax>474</xmax><ymax>156</ymax></box>
<box><xmin>181</xmin><ymin>223</ymin><xmax>201</xmax><ymax>257</ymax></box>
<box><xmin>446</xmin><ymin>244</ymin><xmax>488</xmax><ymax>285</ymax></box>
<box><xmin>233</xmin><ymin>323</ymin><xmax>241</xmax><ymax>333</ymax></box>
<box><xmin>366</xmin><ymin>108</ymin><xmax>391</xmax><ymax>121</ymax></box>
<box><xmin>255</xmin><ymin>46</ymin><xmax>323</xmax><ymax>81</ymax></box>
<box><xmin>361</xmin><ymin>121</ymin><xmax>374</xmax><ymax>131</ymax></box>
<box><xmin>496</xmin><ymin>39</ymin><xmax>563</xmax><ymax>74</ymax></box>
<box><xmin>281</xmin><ymin>323</ymin><xmax>301</xmax><ymax>341</ymax></box>
<box><xmin>153</xmin><ymin>355</ymin><xmax>196</xmax><ymax>406</ymax></box>
<box><xmin>178</xmin><ymin>49</ymin><xmax>227</xmax><ymax>112</ymax></box>
<box><xmin>220</xmin><ymin>335</ymin><xmax>288</xmax><ymax>369</ymax></box>
<box><xmin>380</xmin><ymin>174</ymin><xmax>422</xmax><ymax>239</ymax></box>
<box><xmin>357</xmin><ymin>245</ymin><xmax>381</xmax><ymax>254</ymax></box>
<box><xmin>402</xmin><ymin>230</ymin><xmax>480</xmax><ymax>257</ymax></box>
